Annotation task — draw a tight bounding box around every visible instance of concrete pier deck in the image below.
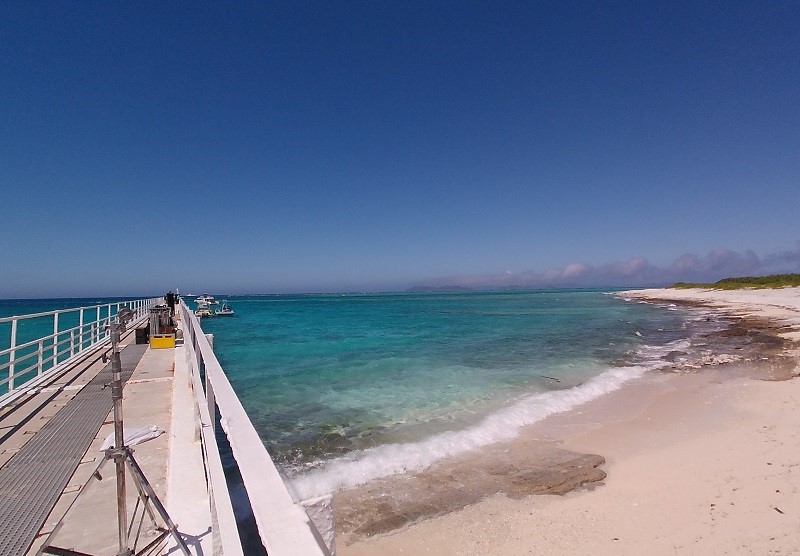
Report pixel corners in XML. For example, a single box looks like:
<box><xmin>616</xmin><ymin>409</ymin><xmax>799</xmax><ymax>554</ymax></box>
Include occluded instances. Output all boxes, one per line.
<box><xmin>0</xmin><ymin>323</ymin><xmax>212</xmax><ymax>555</ymax></box>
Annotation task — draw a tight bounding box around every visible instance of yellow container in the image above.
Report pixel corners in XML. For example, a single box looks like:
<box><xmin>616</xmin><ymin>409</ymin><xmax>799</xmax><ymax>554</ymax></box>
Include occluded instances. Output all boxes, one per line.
<box><xmin>150</xmin><ymin>334</ymin><xmax>175</xmax><ymax>349</ymax></box>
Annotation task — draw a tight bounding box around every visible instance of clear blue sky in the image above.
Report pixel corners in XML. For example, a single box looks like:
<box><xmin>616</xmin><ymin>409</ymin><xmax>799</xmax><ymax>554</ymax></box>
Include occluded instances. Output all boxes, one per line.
<box><xmin>2</xmin><ymin>2</ymin><xmax>798</xmax><ymax>297</ymax></box>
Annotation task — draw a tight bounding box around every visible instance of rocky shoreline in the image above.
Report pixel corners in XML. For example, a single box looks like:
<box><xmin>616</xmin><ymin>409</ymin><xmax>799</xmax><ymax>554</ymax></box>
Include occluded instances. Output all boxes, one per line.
<box><xmin>627</xmin><ymin>293</ymin><xmax>799</xmax><ymax>380</ymax></box>
<box><xmin>334</xmin><ymin>440</ymin><xmax>606</xmax><ymax>544</ymax></box>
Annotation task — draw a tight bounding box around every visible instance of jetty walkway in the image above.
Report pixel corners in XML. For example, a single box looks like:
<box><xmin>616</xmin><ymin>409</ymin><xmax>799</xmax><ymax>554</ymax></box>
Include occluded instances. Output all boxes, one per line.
<box><xmin>0</xmin><ymin>297</ymin><xmax>332</xmax><ymax>555</ymax></box>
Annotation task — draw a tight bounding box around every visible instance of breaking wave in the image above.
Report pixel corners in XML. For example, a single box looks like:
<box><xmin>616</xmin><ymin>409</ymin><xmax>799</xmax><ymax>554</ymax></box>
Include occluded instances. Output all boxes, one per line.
<box><xmin>291</xmin><ymin>339</ymin><xmax>685</xmax><ymax>499</ymax></box>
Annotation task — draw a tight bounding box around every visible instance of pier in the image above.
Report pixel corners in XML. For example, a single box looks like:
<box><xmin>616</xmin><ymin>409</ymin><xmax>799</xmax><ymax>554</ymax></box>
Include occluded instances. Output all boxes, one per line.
<box><xmin>0</xmin><ymin>297</ymin><xmax>332</xmax><ymax>555</ymax></box>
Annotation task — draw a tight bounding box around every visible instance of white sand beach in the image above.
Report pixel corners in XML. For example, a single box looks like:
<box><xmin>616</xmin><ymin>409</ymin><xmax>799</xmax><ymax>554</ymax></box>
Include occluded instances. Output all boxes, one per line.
<box><xmin>338</xmin><ymin>287</ymin><xmax>800</xmax><ymax>555</ymax></box>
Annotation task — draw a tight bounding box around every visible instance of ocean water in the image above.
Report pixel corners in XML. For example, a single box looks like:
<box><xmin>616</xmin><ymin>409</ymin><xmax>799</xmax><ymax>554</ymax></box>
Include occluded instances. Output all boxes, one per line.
<box><xmin>197</xmin><ymin>290</ymin><xmax>713</xmax><ymax>498</ymax></box>
<box><xmin>1</xmin><ymin>293</ymin><xmax>715</xmax><ymax>499</ymax></box>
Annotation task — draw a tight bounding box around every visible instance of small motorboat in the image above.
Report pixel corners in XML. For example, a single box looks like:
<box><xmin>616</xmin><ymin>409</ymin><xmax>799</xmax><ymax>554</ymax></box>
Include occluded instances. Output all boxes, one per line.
<box><xmin>216</xmin><ymin>301</ymin><xmax>234</xmax><ymax>316</ymax></box>
<box><xmin>195</xmin><ymin>307</ymin><xmax>214</xmax><ymax>318</ymax></box>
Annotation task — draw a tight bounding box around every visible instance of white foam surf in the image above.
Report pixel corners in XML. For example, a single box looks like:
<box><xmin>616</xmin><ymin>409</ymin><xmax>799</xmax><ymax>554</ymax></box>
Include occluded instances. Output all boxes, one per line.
<box><xmin>291</xmin><ymin>342</ymin><xmax>683</xmax><ymax>500</ymax></box>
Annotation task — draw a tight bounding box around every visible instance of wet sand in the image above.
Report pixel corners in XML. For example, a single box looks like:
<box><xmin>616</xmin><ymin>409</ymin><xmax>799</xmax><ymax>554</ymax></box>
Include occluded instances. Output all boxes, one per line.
<box><xmin>336</xmin><ymin>287</ymin><xmax>800</xmax><ymax>555</ymax></box>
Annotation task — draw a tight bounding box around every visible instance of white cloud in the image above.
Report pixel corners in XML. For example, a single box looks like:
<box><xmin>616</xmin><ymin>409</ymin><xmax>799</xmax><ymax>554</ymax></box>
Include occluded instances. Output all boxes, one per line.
<box><xmin>562</xmin><ymin>263</ymin><xmax>588</xmax><ymax>279</ymax></box>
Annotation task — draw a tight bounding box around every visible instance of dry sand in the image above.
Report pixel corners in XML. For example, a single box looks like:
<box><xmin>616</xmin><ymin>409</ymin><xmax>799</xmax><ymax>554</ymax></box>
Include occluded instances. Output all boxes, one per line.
<box><xmin>337</xmin><ymin>287</ymin><xmax>800</xmax><ymax>555</ymax></box>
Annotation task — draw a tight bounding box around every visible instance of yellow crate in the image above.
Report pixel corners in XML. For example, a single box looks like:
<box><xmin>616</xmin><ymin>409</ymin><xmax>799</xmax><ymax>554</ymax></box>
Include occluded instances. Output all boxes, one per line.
<box><xmin>150</xmin><ymin>334</ymin><xmax>175</xmax><ymax>349</ymax></box>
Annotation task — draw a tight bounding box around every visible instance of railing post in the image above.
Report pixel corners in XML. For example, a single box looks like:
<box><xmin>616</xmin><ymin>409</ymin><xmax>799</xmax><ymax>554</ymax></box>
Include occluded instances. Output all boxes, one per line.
<box><xmin>79</xmin><ymin>309</ymin><xmax>85</xmax><ymax>350</ymax></box>
<box><xmin>37</xmin><ymin>340</ymin><xmax>44</xmax><ymax>377</ymax></box>
<box><xmin>206</xmin><ymin>375</ymin><xmax>216</xmax><ymax>424</ymax></box>
<box><xmin>9</xmin><ymin>319</ymin><xmax>17</xmax><ymax>393</ymax></box>
<box><xmin>53</xmin><ymin>312</ymin><xmax>59</xmax><ymax>366</ymax></box>
<box><xmin>70</xmin><ymin>329</ymin><xmax>75</xmax><ymax>358</ymax></box>
<box><xmin>96</xmin><ymin>306</ymin><xmax>101</xmax><ymax>344</ymax></box>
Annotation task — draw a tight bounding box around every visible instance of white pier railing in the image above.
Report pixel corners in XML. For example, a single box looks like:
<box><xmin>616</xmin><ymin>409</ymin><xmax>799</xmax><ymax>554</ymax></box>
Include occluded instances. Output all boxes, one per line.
<box><xmin>179</xmin><ymin>300</ymin><xmax>332</xmax><ymax>556</ymax></box>
<box><xmin>0</xmin><ymin>297</ymin><xmax>160</xmax><ymax>407</ymax></box>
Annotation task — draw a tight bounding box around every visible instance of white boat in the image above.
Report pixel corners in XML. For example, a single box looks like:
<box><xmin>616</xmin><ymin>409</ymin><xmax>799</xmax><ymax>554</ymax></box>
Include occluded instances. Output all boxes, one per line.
<box><xmin>195</xmin><ymin>307</ymin><xmax>214</xmax><ymax>318</ymax></box>
<box><xmin>216</xmin><ymin>301</ymin><xmax>234</xmax><ymax>316</ymax></box>
<box><xmin>195</xmin><ymin>294</ymin><xmax>219</xmax><ymax>305</ymax></box>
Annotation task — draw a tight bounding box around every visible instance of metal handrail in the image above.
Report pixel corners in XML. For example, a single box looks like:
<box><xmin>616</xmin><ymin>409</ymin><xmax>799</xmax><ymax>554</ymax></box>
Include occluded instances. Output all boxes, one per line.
<box><xmin>0</xmin><ymin>297</ymin><xmax>161</xmax><ymax>407</ymax></box>
<box><xmin>181</xmin><ymin>314</ymin><xmax>243</xmax><ymax>556</ymax></box>
<box><xmin>0</xmin><ymin>303</ymin><xmax>129</xmax><ymax>323</ymax></box>
<box><xmin>178</xmin><ymin>300</ymin><xmax>331</xmax><ymax>555</ymax></box>
<box><xmin>0</xmin><ymin>318</ymin><xmax>105</xmax><ymax>357</ymax></box>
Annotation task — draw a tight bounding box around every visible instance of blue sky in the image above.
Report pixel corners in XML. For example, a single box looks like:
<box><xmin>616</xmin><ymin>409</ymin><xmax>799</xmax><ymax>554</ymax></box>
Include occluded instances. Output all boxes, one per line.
<box><xmin>1</xmin><ymin>2</ymin><xmax>798</xmax><ymax>297</ymax></box>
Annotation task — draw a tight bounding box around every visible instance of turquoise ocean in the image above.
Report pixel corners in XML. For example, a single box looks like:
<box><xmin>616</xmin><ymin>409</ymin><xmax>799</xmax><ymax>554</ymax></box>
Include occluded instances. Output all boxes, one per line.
<box><xmin>195</xmin><ymin>290</ymin><xmax>713</xmax><ymax>499</ymax></box>
<box><xmin>2</xmin><ymin>292</ymin><xmax>714</xmax><ymax>497</ymax></box>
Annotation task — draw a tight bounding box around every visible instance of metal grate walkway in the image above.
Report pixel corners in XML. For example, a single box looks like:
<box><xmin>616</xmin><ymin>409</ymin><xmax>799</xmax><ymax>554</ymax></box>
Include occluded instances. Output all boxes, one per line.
<box><xmin>0</xmin><ymin>343</ymin><xmax>148</xmax><ymax>556</ymax></box>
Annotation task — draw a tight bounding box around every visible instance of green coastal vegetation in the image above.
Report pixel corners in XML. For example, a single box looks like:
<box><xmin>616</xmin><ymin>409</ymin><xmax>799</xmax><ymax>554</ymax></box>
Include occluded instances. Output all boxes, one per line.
<box><xmin>671</xmin><ymin>273</ymin><xmax>800</xmax><ymax>290</ymax></box>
